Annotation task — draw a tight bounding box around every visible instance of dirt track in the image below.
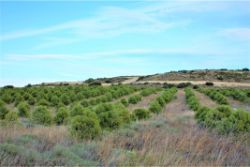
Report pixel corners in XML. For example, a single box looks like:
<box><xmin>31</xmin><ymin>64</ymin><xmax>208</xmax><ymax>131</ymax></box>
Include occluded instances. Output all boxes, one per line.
<box><xmin>193</xmin><ymin>90</ymin><xmax>217</xmax><ymax>108</ymax></box>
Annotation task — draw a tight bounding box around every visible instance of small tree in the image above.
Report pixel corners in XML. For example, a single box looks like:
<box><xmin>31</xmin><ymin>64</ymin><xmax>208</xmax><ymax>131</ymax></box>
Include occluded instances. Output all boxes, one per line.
<box><xmin>0</xmin><ymin>105</ymin><xmax>9</xmax><ymax>119</ymax></box>
<box><xmin>133</xmin><ymin>109</ymin><xmax>150</xmax><ymax>120</ymax></box>
<box><xmin>54</xmin><ymin>107</ymin><xmax>69</xmax><ymax>125</ymax></box>
<box><xmin>5</xmin><ymin>111</ymin><xmax>18</xmax><ymax>122</ymax></box>
<box><xmin>70</xmin><ymin>115</ymin><xmax>101</xmax><ymax>140</ymax></box>
<box><xmin>149</xmin><ymin>101</ymin><xmax>162</xmax><ymax>114</ymax></box>
<box><xmin>32</xmin><ymin>106</ymin><xmax>52</xmax><ymax>125</ymax></box>
<box><xmin>17</xmin><ymin>102</ymin><xmax>30</xmax><ymax>117</ymax></box>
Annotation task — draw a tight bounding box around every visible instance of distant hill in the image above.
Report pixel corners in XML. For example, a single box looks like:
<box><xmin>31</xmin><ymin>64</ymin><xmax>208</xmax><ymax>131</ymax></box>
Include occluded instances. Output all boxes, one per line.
<box><xmin>21</xmin><ymin>69</ymin><xmax>250</xmax><ymax>88</ymax></box>
<box><xmin>136</xmin><ymin>69</ymin><xmax>250</xmax><ymax>83</ymax></box>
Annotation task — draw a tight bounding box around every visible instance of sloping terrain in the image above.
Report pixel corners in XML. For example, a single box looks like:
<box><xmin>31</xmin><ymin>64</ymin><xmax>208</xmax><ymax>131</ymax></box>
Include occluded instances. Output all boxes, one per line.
<box><xmin>137</xmin><ymin>70</ymin><xmax>250</xmax><ymax>83</ymax></box>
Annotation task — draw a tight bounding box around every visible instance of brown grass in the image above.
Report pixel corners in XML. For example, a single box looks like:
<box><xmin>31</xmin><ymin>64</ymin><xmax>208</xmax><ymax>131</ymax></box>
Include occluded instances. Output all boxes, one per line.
<box><xmin>0</xmin><ymin>125</ymin><xmax>69</xmax><ymax>145</ymax></box>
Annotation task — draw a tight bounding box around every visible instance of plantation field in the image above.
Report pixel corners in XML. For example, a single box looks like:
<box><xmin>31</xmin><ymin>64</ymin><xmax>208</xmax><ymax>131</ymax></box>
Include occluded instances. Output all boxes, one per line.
<box><xmin>0</xmin><ymin>84</ymin><xmax>250</xmax><ymax>166</ymax></box>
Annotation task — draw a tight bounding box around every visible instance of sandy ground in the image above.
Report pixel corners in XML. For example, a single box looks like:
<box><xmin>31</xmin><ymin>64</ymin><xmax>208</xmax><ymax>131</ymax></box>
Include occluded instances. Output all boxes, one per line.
<box><xmin>193</xmin><ymin>90</ymin><xmax>218</xmax><ymax>108</ymax></box>
<box><xmin>227</xmin><ymin>98</ymin><xmax>250</xmax><ymax>112</ymax></box>
<box><xmin>163</xmin><ymin>90</ymin><xmax>195</xmax><ymax>126</ymax></box>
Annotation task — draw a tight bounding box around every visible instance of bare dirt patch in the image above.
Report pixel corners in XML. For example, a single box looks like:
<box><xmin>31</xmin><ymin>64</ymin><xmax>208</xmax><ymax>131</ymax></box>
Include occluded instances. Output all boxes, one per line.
<box><xmin>163</xmin><ymin>89</ymin><xmax>195</xmax><ymax>127</ymax></box>
<box><xmin>227</xmin><ymin>98</ymin><xmax>250</xmax><ymax>112</ymax></box>
<box><xmin>193</xmin><ymin>90</ymin><xmax>218</xmax><ymax>108</ymax></box>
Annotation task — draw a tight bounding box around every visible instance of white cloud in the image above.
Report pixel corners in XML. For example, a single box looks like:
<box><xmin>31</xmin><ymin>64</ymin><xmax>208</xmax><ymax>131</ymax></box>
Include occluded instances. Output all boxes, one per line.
<box><xmin>4</xmin><ymin>47</ymin><xmax>224</xmax><ymax>62</ymax></box>
<box><xmin>0</xmin><ymin>2</ymin><xmax>195</xmax><ymax>43</ymax></box>
<box><xmin>219</xmin><ymin>28</ymin><xmax>250</xmax><ymax>41</ymax></box>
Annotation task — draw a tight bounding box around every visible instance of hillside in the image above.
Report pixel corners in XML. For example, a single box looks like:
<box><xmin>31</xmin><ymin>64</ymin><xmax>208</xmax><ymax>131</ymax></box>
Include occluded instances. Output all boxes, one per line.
<box><xmin>137</xmin><ymin>69</ymin><xmax>250</xmax><ymax>83</ymax></box>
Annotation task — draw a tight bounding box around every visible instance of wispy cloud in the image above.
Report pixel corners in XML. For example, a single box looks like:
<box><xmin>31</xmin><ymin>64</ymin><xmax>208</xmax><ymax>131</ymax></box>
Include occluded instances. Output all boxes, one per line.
<box><xmin>219</xmin><ymin>28</ymin><xmax>250</xmax><ymax>41</ymax></box>
<box><xmin>5</xmin><ymin>47</ymin><xmax>225</xmax><ymax>62</ymax></box>
<box><xmin>0</xmin><ymin>1</ymin><xmax>201</xmax><ymax>43</ymax></box>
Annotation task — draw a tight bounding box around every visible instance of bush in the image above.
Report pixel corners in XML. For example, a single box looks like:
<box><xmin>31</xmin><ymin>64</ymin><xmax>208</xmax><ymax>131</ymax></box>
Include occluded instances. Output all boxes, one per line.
<box><xmin>114</xmin><ymin>103</ymin><xmax>131</xmax><ymax>124</ymax></box>
<box><xmin>0</xmin><ymin>105</ymin><xmax>9</xmax><ymax>119</ymax></box>
<box><xmin>149</xmin><ymin>101</ymin><xmax>162</xmax><ymax>114</ymax></box>
<box><xmin>32</xmin><ymin>106</ymin><xmax>52</xmax><ymax>125</ymax></box>
<box><xmin>5</xmin><ymin>111</ymin><xmax>18</xmax><ymax>122</ymax></box>
<box><xmin>17</xmin><ymin>102</ymin><xmax>30</xmax><ymax>117</ymax></box>
<box><xmin>185</xmin><ymin>88</ymin><xmax>201</xmax><ymax>112</ymax></box>
<box><xmin>2</xmin><ymin>94</ymin><xmax>13</xmax><ymax>104</ymax></box>
<box><xmin>128</xmin><ymin>95</ymin><xmax>141</xmax><ymax>104</ymax></box>
<box><xmin>70</xmin><ymin>115</ymin><xmax>101</xmax><ymax>139</ymax></box>
<box><xmin>61</xmin><ymin>94</ymin><xmax>71</xmax><ymax>105</ymax></box>
<box><xmin>38</xmin><ymin>99</ymin><xmax>50</xmax><ymax>106</ymax></box>
<box><xmin>95</xmin><ymin>103</ymin><xmax>122</xmax><ymax>129</ymax></box>
<box><xmin>177</xmin><ymin>82</ymin><xmax>191</xmax><ymax>88</ymax></box>
<box><xmin>54</xmin><ymin>107</ymin><xmax>69</xmax><ymax>125</ymax></box>
<box><xmin>199</xmin><ymin>88</ymin><xmax>228</xmax><ymax>105</ymax></box>
<box><xmin>205</xmin><ymin>82</ymin><xmax>214</xmax><ymax>86</ymax></box>
<box><xmin>50</xmin><ymin>95</ymin><xmax>59</xmax><ymax>106</ymax></box>
<box><xmin>70</xmin><ymin>104</ymin><xmax>85</xmax><ymax>117</ymax></box>
<box><xmin>97</xmin><ymin>110</ymin><xmax>121</xmax><ymax>129</ymax></box>
<box><xmin>195</xmin><ymin>107</ymin><xmax>211</xmax><ymax>125</ymax></box>
<box><xmin>133</xmin><ymin>109</ymin><xmax>150</xmax><ymax>120</ymax></box>
<box><xmin>163</xmin><ymin>83</ymin><xmax>175</xmax><ymax>88</ymax></box>
<box><xmin>120</xmin><ymin>98</ymin><xmax>128</xmax><ymax>107</ymax></box>
<box><xmin>140</xmin><ymin>88</ymin><xmax>157</xmax><ymax>96</ymax></box>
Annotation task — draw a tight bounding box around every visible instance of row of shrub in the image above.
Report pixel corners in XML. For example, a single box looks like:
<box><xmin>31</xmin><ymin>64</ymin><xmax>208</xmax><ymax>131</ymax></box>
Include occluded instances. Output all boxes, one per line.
<box><xmin>198</xmin><ymin>88</ymin><xmax>229</xmax><ymax>105</ymax></box>
<box><xmin>217</xmin><ymin>88</ymin><xmax>249</xmax><ymax>103</ymax></box>
<box><xmin>185</xmin><ymin>88</ymin><xmax>250</xmax><ymax>134</ymax></box>
<box><xmin>70</xmin><ymin>88</ymin><xmax>176</xmax><ymax>140</ymax></box>
<box><xmin>0</xmin><ymin>85</ymin><xmax>139</xmax><ymax>108</ymax></box>
<box><xmin>132</xmin><ymin>88</ymin><xmax>177</xmax><ymax>121</ymax></box>
<box><xmin>140</xmin><ymin>87</ymin><xmax>159</xmax><ymax>96</ymax></box>
<box><xmin>119</xmin><ymin>87</ymin><xmax>161</xmax><ymax>107</ymax></box>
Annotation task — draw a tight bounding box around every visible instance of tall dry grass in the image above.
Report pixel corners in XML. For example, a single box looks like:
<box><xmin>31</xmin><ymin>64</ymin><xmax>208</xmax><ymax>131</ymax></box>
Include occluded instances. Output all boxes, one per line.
<box><xmin>96</xmin><ymin>114</ymin><xmax>250</xmax><ymax>166</ymax></box>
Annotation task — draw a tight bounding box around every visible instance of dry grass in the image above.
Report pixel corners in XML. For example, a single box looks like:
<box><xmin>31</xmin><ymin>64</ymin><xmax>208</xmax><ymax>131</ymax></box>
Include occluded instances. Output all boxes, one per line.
<box><xmin>0</xmin><ymin>125</ymin><xmax>69</xmax><ymax>145</ymax></box>
<box><xmin>97</xmin><ymin>114</ymin><xmax>250</xmax><ymax>166</ymax></box>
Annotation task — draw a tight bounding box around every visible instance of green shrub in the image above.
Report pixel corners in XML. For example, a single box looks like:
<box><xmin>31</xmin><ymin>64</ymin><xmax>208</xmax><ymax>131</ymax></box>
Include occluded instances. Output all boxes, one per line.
<box><xmin>50</xmin><ymin>95</ymin><xmax>59</xmax><ymax>106</ymax></box>
<box><xmin>128</xmin><ymin>95</ymin><xmax>141</xmax><ymax>104</ymax></box>
<box><xmin>216</xmin><ymin>105</ymin><xmax>232</xmax><ymax>117</ymax></box>
<box><xmin>140</xmin><ymin>88</ymin><xmax>157</xmax><ymax>96</ymax></box>
<box><xmin>5</xmin><ymin>111</ymin><xmax>18</xmax><ymax>122</ymax></box>
<box><xmin>195</xmin><ymin>107</ymin><xmax>211</xmax><ymax>124</ymax></box>
<box><xmin>17</xmin><ymin>102</ymin><xmax>30</xmax><ymax>117</ymax></box>
<box><xmin>120</xmin><ymin>98</ymin><xmax>128</xmax><ymax>107</ymax></box>
<box><xmin>2</xmin><ymin>94</ymin><xmax>13</xmax><ymax>104</ymax></box>
<box><xmin>156</xmin><ymin>96</ymin><xmax>165</xmax><ymax>107</ymax></box>
<box><xmin>70</xmin><ymin>104</ymin><xmax>85</xmax><ymax>117</ymax></box>
<box><xmin>81</xmin><ymin>100</ymin><xmax>89</xmax><ymax>107</ymax></box>
<box><xmin>97</xmin><ymin>110</ymin><xmax>121</xmax><ymax>129</ymax></box>
<box><xmin>54</xmin><ymin>107</ymin><xmax>69</xmax><ymax>125</ymax></box>
<box><xmin>61</xmin><ymin>94</ymin><xmax>71</xmax><ymax>105</ymax></box>
<box><xmin>149</xmin><ymin>101</ymin><xmax>162</xmax><ymax>114</ymax></box>
<box><xmin>27</xmin><ymin>96</ymin><xmax>36</xmax><ymax>105</ymax></box>
<box><xmin>0</xmin><ymin>105</ymin><xmax>9</xmax><ymax>119</ymax></box>
<box><xmin>229</xmin><ymin>109</ymin><xmax>250</xmax><ymax>133</ymax></box>
<box><xmin>38</xmin><ymin>99</ymin><xmax>50</xmax><ymax>106</ymax></box>
<box><xmin>114</xmin><ymin>103</ymin><xmax>131</xmax><ymax>124</ymax></box>
<box><xmin>133</xmin><ymin>109</ymin><xmax>150</xmax><ymax>120</ymax></box>
<box><xmin>70</xmin><ymin>115</ymin><xmax>101</xmax><ymax>139</ymax></box>
<box><xmin>32</xmin><ymin>106</ymin><xmax>52</xmax><ymax>125</ymax></box>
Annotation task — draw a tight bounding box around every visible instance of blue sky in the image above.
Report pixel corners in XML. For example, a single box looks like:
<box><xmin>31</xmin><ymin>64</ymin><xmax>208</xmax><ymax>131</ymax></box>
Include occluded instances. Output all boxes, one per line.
<box><xmin>0</xmin><ymin>1</ymin><xmax>250</xmax><ymax>86</ymax></box>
